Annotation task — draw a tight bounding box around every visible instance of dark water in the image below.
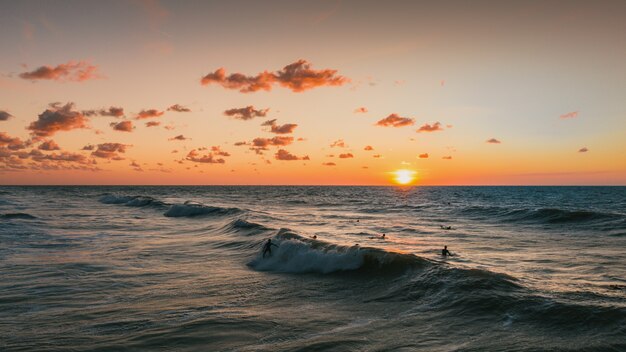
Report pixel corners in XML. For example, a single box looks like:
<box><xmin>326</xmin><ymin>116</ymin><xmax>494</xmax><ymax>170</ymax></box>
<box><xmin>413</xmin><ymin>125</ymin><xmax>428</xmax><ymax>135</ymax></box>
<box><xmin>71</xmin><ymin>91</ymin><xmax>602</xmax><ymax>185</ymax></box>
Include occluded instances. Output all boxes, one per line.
<box><xmin>1</xmin><ymin>186</ymin><xmax>625</xmax><ymax>351</ymax></box>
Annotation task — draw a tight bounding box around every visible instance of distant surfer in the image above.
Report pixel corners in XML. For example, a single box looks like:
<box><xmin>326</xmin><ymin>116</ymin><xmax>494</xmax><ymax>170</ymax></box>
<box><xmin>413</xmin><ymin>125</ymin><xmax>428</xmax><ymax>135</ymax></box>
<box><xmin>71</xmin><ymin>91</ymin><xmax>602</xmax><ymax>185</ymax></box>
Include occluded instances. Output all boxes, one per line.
<box><xmin>441</xmin><ymin>245</ymin><xmax>453</xmax><ymax>256</ymax></box>
<box><xmin>262</xmin><ymin>239</ymin><xmax>278</xmax><ymax>258</ymax></box>
<box><xmin>312</xmin><ymin>235</ymin><xmax>317</xmax><ymax>239</ymax></box>
<box><xmin>440</xmin><ymin>225</ymin><xmax>452</xmax><ymax>230</ymax></box>
<box><xmin>381</xmin><ymin>233</ymin><xmax>386</xmax><ymax>240</ymax></box>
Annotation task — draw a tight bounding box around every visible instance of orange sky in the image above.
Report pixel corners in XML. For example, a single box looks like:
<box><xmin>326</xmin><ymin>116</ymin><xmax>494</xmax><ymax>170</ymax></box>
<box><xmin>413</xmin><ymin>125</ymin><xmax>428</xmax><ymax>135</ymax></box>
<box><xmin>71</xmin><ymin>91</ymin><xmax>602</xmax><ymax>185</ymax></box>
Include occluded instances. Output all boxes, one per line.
<box><xmin>1</xmin><ymin>0</ymin><xmax>625</xmax><ymax>185</ymax></box>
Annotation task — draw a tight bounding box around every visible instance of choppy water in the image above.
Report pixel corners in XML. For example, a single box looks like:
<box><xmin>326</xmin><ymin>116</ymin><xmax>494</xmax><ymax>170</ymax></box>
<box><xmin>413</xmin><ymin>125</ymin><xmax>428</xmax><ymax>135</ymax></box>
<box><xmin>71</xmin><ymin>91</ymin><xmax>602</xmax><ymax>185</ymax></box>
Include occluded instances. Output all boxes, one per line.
<box><xmin>1</xmin><ymin>186</ymin><xmax>625</xmax><ymax>351</ymax></box>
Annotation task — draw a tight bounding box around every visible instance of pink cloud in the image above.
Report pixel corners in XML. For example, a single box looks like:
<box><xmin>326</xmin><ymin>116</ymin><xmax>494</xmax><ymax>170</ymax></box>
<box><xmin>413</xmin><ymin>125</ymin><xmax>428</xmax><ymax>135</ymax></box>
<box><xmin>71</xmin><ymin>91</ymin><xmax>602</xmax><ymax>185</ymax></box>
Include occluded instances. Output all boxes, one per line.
<box><xmin>224</xmin><ymin>106</ymin><xmax>269</xmax><ymax>120</ymax></box>
<box><xmin>261</xmin><ymin>119</ymin><xmax>298</xmax><ymax>134</ymax></box>
<box><xmin>135</xmin><ymin>109</ymin><xmax>164</xmax><ymax>119</ymax></box>
<box><xmin>364</xmin><ymin>145</ymin><xmax>374</xmax><ymax>151</ymax></box>
<box><xmin>416</xmin><ymin>122</ymin><xmax>443</xmax><ymax>133</ymax></box>
<box><xmin>167</xmin><ymin>104</ymin><xmax>191</xmax><ymax>112</ymax></box>
<box><xmin>322</xmin><ymin>162</ymin><xmax>336</xmax><ymax>166</ymax></box>
<box><xmin>354</xmin><ymin>107</ymin><xmax>368</xmax><ymax>113</ymax></box>
<box><xmin>201</xmin><ymin>59</ymin><xmax>348</xmax><ymax>93</ymax></box>
<box><xmin>91</xmin><ymin>143</ymin><xmax>129</xmax><ymax>160</ymax></box>
<box><xmin>19</xmin><ymin>61</ymin><xmax>100</xmax><ymax>82</ymax></box>
<box><xmin>375</xmin><ymin>113</ymin><xmax>414</xmax><ymax>127</ymax></box>
<box><xmin>83</xmin><ymin>107</ymin><xmax>124</xmax><ymax>118</ymax></box>
<box><xmin>38</xmin><ymin>139</ymin><xmax>61</xmax><ymax>151</ymax></box>
<box><xmin>186</xmin><ymin>148</ymin><xmax>227</xmax><ymax>164</ymax></box>
<box><xmin>330</xmin><ymin>139</ymin><xmax>347</xmax><ymax>148</ymax></box>
<box><xmin>145</xmin><ymin>121</ymin><xmax>161</xmax><ymax>127</ymax></box>
<box><xmin>275</xmin><ymin>149</ymin><xmax>310</xmax><ymax>161</ymax></box>
<box><xmin>0</xmin><ymin>132</ymin><xmax>28</xmax><ymax>150</ymax></box>
<box><xmin>560</xmin><ymin>111</ymin><xmax>578</xmax><ymax>119</ymax></box>
<box><xmin>339</xmin><ymin>153</ymin><xmax>353</xmax><ymax>159</ymax></box>
<box><xmin>168</xmin><ymin>134</ymin><xmax>189</xmax><ymax>141</ymax></box>
<box><xmin>28</xmin><ymin>102</ymin><xmax>89</xmax><ymax>137</ymax></box>
<box><xmin>418</xmin><ymin>153</ymin><xmax>429</xmax><ymax>158</ymax></box>
<box><xmin>111</xmin><ymin>121</ymin><xmax>133</xmax><ymax>132</ymax></box>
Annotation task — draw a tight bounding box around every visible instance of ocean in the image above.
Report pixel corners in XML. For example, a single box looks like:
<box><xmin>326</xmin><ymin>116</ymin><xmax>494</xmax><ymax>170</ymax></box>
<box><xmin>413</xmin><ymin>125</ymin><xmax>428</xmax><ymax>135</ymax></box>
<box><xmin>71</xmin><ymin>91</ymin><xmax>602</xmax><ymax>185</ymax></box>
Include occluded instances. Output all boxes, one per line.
<box><xmin>0</xmin><ymin>186</ymin><xmax>625</xmax><ymax>351</ymax></box>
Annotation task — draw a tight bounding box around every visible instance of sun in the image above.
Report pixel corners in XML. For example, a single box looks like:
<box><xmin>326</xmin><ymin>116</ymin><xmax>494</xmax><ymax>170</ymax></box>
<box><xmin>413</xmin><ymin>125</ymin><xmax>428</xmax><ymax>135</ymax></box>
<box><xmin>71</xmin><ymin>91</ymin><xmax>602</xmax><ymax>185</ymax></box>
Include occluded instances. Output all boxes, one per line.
<box><xmin>392</xmin><ymin>169</ymin><xmax>416</xmax><ymax>185</ymax></box>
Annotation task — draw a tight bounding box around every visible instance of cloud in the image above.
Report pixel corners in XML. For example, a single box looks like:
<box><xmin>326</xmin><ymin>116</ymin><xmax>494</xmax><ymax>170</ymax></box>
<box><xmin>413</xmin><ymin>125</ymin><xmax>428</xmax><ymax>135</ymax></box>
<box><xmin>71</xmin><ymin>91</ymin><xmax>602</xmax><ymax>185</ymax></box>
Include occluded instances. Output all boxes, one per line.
<box><xmin>416</xmin><ymin>122</ymin><xmax>443</xmax><ymax>133</ymax></box>
<box><xmin>38</xmin><ymin>139</ymin><xmax>61</xmax><ymax>151</ymax></box>
<box><xmin>224</xmin><ymin>106</ymin><xmax>269</xmax><ymax>120</ymax></box>
<box><xmin>83</xmin><ymin>106</ymin><xmax>125</xmax><ymax>118</ymax></box>
<box><xmin>364</xmin><ymin>145</ymin><xmax>374</xmax><ymax>151</ymax></box>
<box><xmin>168</xmin><ymin>134</ymin><xmax>189</xmax><ymax>141</ymax></box>
<box><xmin>201</xmin><ymin>59</ymin><xmax>348</xmax><ymax>93</ymax></box>
<box><xmin>418</xmin><ymin>153</ymin><xmax>429</xmax><ymax>158</ymax></box>
<box><xmin>130</xmin><ymin>160</ymin><xmax>143</xmax><ymax>171</ymax></box>
<box><xmin>261</xmin><ymin>119</ymin><xmax>298</xmax><ymax>134</ymax></box>
<box><xmin>0</xmin><ymin>132</ymin><xmax>28</xmax><ymax>150</ymax></box>
<box><xmin>442</xmin><ymin>156</ymin><xmax>453</xmax><ymax>160</ymax></box>
<box><xmin>578</xmin><ymin>147</ymin><xmax>588</xmax><ymax>153</ymax></box>
<box><xmin>186</xmin><ymin>148</ymin><xmax>227</xmax><ymax>164</ymax></box>
<box><xmin>339</xmin><ymin>153</ymin><xmax>353</xmax><ymax>159</ymax></box>
<box><xmin>354</xmin><ymin>107</ymin><xmax>368</xmax><ymax>113</ymax></box>
<box><xmin>486</xmin><ymin>138</ymin><xmax>501</xmax><ymax>144</ymax></box>
<box><xmin>0</xmin><ymin>110</ymin><xmax>13</xmax><ymax>121</ymax></box>
<box><xmin>375</xmin><ymin>113</ymin><xmax>414</xmax><ymax>127</ymax></box>
<box><xmin>145</xmin><ymin>121</ymin><xmax>161</xmax><ymax>127</ymax></box>
<box><xmin>111</xmin><ymin>120</ymin><xmax>133</xmax><ymax>132</ymax></box>
<box><xmin>19</xmin><ymin>61</ymin><xmax>100</xmax><ymax>82</ymax></box>
<box><xmin>81</xmin><ymin>144</ymin><xmax>95</xmax><ymax>151</ymax></box>
<box><xmin>28</xmin><ymin>102</ymin><xmax>89</xmax><ymax>137</ymax></box>
<box><xmin>252</xmin><ymin>136</ymin><xmax>294</xmax><ymax>148</ymax></box>
<box><xmin>322</xmin><ymin>162</ymin><xmax>336</xmax><ymax>166</ymax></box>
<box><xmin>330</xmin><ymin>139</ymin><xmax>347</xmax><ymax>148</ymax></box>
<box><xmin>233</xmin><ymin>141</ymin><xmax>248</xmax><ymax>146</ymax></box>
<box><xmin>275</xmin><ymin>149</ymin><xmax>310</xmax><ymax>161</ymax></box>
<box><xmin>373</xmin><ymin>154</ymin><xmax>382</xmax><ymax>158</ymax></box>
<box><xmin>167</xmin><ymin>104</ymin><xmax>191</xmax><ymax>112</ymax></box>
<box><xmin>136</xmin><ymin>109</ymin><xmax>164</xmax><ymax>119</ymax></box>
<box><xmin>91</xmin><ymin>143</ymin><xmax>129</xmax><ymax>160</ymax></box>
<box><xmin>560</xmin><ymin>111</ymin><xmax>578</xmax><ymax>119</ymax></box>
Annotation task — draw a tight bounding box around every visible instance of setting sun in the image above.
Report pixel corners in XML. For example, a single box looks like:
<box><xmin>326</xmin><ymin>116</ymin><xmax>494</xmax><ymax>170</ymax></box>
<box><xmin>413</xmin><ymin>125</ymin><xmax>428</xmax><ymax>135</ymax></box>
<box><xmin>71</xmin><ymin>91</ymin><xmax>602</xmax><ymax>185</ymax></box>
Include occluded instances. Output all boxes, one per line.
<box><xmin>393</xmin><ymin>169</ymin><xmax>416</xmax><ymax>185</ymax></box>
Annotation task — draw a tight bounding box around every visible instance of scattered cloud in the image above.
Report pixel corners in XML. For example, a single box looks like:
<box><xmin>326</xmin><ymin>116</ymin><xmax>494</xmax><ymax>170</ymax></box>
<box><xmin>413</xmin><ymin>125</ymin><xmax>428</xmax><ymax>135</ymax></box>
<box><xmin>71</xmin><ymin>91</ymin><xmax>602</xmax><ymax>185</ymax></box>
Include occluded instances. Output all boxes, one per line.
<box><xmin>578</xmin><ymin>147</ymin><xmax>588</xmax><ymax>153</ymax></box>
<box><xmin>201</xmin><ymin>59</ymin><xmax>348</xmax><ymax>93</ymax></box>
<box><xmin>83</xmin><ymin>107</ymin><xmax>124</xmax><ymax>118</ymax></box>
<box><xmin>416</xmin><ymin>122</ymin><xmax>443</xmax><ymax>133</ymax></box>
<box><xmin>560</xmin><ymin>111</ymin><xmax>578</xmax><ymax>119</ymax></box>
<box><xmin>81</xmin><ymin>144</ymin><xmax>95</xmax><ymax>151</ymax></box>
<box><xmin>373</xmin><ymin>154</ymin><xmax>382</xmax><ymax>158</ymax></box>
<box><xmin>0</xmin><ymin>110</ymin><xmax>13</xmax><ymax>121</ymax></box>
<box><xmin>418</xmin><ymin>153</ymin><xmax>429</xmax><ymax>158</ymax></box>
<box><xmin>91</xmin><ymin>143</ymin><xmax>129</xmax><ymax>160</ymax></box>
<box><xmin>354</xmin><ymin>107</ymin><xmax>368</xmax><ymax>113</ymax></box>
<box><xmin>38</xmin><ymin>139</ymin><xmax>60</xmax><ymax>151</ymax></box>
<box><xmin>110</xmin><ymin>120</ymin><xmax>133</xmax><ymax>132</ymax></box>
<box><xmin>186</xmin><ymin>147</ymin><xmax>228</xmax><ymax>163</ymax></box>
<box><xmin>224</xmin><ymin>106</ymin><xmax>269</xmax><ymax>120</ymax></box>
<box><xmin>375</xmin><ymin>113</ymin><xmax>414</xmax><ymax>127</ymax></box>
<box><xmin>136</xmin><ymin>109</ymin><xmax>164</xmax><ymax>119</ymax></box>
<box><xmin>145</xmin><ymin>121</ymin><xmax>161</xmax><ymax>127</ymax></box>
<box><xmin>330</xmin><ymin>139</ymin><xmax>347</xmax><ymax>148</ymax></box>
<box><xmin>261</xmin><ymin>119</ymin><xmax>298</xmax><ymax>134</ymax></box>
<box><xmin>168</xmin><ymin>134</ymin><xmax>189</xmax><ymax>141</ymax></box>
<box><xmin>28</xmin><ymin>102</ymin><xmax>89</xmax><ymax>137</ymax></box>
<box><xmin>442</xmin><ymin>156</ymin><xmax>452</xmax><ymax>160</ymax></box>
<box><xmin>364</xmin><ymin>145</ymin><xmax>374</xmax><ymax>151</ymax></box>
<box><xmin>486</xmin><ymin>138</ymin><xmax>501</xmax><ymax>144</ymax></box>
<box><xmin>338</xmin><ymin>153</ymin><xmax>353</xmax><ymax>159</ymax></box>
<box><xmin>0</xmin><ymin>132</ymin><xmax>28</xmax><ymax>150</ymax></box>
<box><xmin>322</xmin><ymin>162</ymin><xmax>336</xmax><ymax>166</ymax></box>
<box><xmin>167</xmin><ymin>104</ymin><xmax>191</xmax><ymax>112</ymax></box>
<box><xmin>275</xmin><ymin>149</ymin><xmax>310</xmax><ymax>161</ymax></box>
<box><xmin>19</xmin><ymin>61</ymin><xmax>100</xmax><ymax>82</ymax></box>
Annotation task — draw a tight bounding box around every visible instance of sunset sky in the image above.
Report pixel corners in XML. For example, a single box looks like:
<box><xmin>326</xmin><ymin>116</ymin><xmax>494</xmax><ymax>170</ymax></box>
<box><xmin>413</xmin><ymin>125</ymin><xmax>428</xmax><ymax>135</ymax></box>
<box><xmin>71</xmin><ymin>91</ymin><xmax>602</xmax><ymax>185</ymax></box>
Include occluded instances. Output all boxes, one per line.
<box><xmin>1</xmin><ymin>0</ymin><xmax>625</xmax><ymax>185</ymax></box>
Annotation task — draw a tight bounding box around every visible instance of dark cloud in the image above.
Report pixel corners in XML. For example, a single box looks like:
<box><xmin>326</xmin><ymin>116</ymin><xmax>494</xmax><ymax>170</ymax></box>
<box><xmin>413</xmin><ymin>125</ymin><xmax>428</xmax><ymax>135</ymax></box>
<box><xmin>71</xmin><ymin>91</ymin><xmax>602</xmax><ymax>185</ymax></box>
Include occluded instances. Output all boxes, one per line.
<box><xmin>91</xmin><ymin>143</ymin><xmax>129</xmax><ymax>160</ymax></box>
<box><xmin>111</xmin><ymin>121</ymin><xmax>133</xmax><ymax>132</ymax></box>
<box><xmin>27</xmin><ymin>102</ymin><xmax>89</xmax><ymax>137</ymax></box>
<box><xmin>38</xmin><ymin>139</ymin><xmax>61</xmax><ymax>151</ymax></box>
<box><xmin>339</xmin><ymin>153</ymin><xmax>354</xmax><ymax>159</ymax></box>
<box><xmin>81</xmin><ymin>144</ymin><xmax>95</xmax><ymax>151</ymax></box>
<box><xmin>0</xmin><ymin>110</ymin><xmax>13</xmax><ymax>121</ymax></box>
<box><xmin>486</xmin><ymin>138</ymin><xmax>501</xmax><ymax>144</ymax></box>
<box><xmin>0</xmin><ymin>132</ymin><xmax>28</xmax><ymax>150</ymax></box>
<box><xmin>145</xmin><ymin>121</ymin><xmax>161</xmax><ymax>127</ymax></box>
<box><xmin>275</xmin><ymin>149</ymin><xmax>310</xmax><ymax>161</ymax></box>
<box><xmin>560</xmin><ymin>111</ymin><xmax>578</xmax><ymax>119</ymax></box>
<box><xmin>136</xmin><ymin>109</ymin><xmax>164</xmax><ymax>119</ymax></box>
<box><xmin>19</xmin><ymin>61</ymin><xmax>99</xmax><ymax>82</ymax></box>
<box><xmin>167</xmin><ymin>104</ymin><xmax>191</xmax><ymax>112</ymax></box>
<box><xmin>233</xmin><ymin>141</ymin><xmax>248</xmax><ymax>146</ymax></box>
<box><xmin>201</xmin><ymin>59</ymin><xmax>348</xmax><ymax>93</ymax></box>
<box><xmin>224</xmin><ymin>106</ymin><xmax>269</xmax><ymax>120</ymax></box>
<box><xmin>376</xmin><ymin>114</ymin><xmax>414</xmax><ymax>127</ymax></box>
<box><xmin>83</xmin><ymin>106</ymin><xmax>125</xmax><ymax>118</ymax></box>
<box><xmin>168</xmin><ymin>134</ymin><xmax>189</xmax><ymax>141</ymax></box>
<box><xmin>261</xmin><ymin>119</ymin><xmax>298</xmax><ymax>134</ymax></box>
<box><xmin>416</xmin><ymin>122</ymin><xmax>443</xmax><ymax>133</ymax></box>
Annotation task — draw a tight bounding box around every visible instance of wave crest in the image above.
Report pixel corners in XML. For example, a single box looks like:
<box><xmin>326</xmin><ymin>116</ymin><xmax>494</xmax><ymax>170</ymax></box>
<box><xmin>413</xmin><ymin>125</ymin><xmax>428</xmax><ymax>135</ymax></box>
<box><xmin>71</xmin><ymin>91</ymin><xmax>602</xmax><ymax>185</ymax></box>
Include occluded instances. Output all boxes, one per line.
<box><xmin>163</xmin><ymin>202</ymin><xmax>242</xmax><ymax>217</ymax></box>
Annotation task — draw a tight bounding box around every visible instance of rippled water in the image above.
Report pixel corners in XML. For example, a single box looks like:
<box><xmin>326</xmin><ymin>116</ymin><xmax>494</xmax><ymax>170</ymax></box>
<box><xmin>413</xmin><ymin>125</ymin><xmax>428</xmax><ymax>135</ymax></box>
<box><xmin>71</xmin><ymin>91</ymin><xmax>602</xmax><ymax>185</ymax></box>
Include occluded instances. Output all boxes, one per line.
<box><xmin>1</xmin><ymin>186</ymin><xmax>625</xmax><ymax>351</ymax></box>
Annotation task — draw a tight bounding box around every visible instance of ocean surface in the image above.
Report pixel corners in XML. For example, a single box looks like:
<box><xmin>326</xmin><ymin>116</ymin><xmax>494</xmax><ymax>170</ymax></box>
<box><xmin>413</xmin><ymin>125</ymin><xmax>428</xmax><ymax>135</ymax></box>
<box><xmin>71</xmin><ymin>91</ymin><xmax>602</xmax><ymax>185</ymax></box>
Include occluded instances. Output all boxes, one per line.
<box><xmin>0</xmin><ymin>186</ymin><xmax>625</xmax><ymax>351</ymax></box>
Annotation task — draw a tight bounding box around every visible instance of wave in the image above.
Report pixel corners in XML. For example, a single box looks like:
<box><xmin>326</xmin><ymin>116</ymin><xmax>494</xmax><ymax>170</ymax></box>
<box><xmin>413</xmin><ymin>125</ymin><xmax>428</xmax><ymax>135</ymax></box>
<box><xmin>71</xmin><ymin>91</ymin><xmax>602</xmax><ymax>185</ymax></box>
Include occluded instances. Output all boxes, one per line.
<box><xmin>460</xmin><ymin>205</ymin><xmax>624</xmax><ymax>225</ymax></box>
<box><xmin>163</xmin><ymin>201</ymin><xmax>242</xmax><ymax>217</ymax></box>
<box><xmin>0</xmin><ymin>212</ymin><xmax>37</xmax><ymax>220</ymax></box>
<box><xmin>99</xmin><ymin>194</ymin><xmax>165</xmax><ymax>208</ymax></box>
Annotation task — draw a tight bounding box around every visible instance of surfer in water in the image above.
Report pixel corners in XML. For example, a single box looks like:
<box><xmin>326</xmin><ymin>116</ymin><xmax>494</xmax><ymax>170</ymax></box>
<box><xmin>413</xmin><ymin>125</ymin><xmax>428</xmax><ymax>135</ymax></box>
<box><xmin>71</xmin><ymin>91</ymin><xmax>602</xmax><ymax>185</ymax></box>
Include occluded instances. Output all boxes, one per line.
<box><xmin>442</xmin><ymin>245</ymin><xmax>453</xmax><ymax>256</ymax></box>
<box><xmin>262</xmin><ymin>239</ymin><xmax>278</xmax><ymax>258</ymax></box>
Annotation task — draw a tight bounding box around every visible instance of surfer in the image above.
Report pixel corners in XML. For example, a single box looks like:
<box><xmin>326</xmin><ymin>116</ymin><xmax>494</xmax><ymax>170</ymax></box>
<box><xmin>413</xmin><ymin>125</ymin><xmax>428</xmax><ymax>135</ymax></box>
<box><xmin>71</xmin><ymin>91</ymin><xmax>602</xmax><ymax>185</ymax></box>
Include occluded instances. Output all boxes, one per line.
<box><xmin>442</xmin><ymin>245</ymin><xmax>453</xmax><ymax>256</ymax></box>
<box><xmin>381</xmin><ymin>233</ymin><xmax>386</xmax><ymax>239</ymax></box>
<box><xmin>262</xmin><ymin>239</ymin><xmax>278</xmax><ymax>258</ymax></box>
<box><xmin>312</xmin><ymin>235</ymin><xmax>317</xmax><ymax>239</ymax></box>
<box><xmin>440</xmin><ymin>225</ymin><xmax>452</xmax><ymax>230</ymax></box>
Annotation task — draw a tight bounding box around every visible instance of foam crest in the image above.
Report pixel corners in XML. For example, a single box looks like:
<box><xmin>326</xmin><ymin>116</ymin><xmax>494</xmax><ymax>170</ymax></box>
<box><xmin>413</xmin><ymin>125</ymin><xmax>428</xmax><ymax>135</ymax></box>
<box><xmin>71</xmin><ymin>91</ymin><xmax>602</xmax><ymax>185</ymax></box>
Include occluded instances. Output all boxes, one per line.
<box><xmin>163</xmin><ymin>202</ymin><xmax>241</xmax><ymax>217</ymax></box>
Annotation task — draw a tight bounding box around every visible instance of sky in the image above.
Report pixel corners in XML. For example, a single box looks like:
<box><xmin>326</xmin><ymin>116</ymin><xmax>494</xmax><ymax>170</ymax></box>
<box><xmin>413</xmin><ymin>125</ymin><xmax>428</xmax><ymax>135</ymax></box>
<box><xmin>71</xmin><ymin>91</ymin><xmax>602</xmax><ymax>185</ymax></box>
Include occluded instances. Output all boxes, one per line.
<box><xmin>0</xmin><ymin>0</ymin><xmax>625</xmax><ymax>185</ymax></box>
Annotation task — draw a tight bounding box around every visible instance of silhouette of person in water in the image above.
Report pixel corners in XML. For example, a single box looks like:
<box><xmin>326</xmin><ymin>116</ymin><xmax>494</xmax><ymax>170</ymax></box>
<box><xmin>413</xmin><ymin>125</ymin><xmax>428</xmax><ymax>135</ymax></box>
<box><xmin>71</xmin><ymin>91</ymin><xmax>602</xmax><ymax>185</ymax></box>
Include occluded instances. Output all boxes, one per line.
<box><xmin>312</xmin><ymin>235</ymin><xmax>317</xmax><ymax>239</ymax></box>
<box><xmin>440</xmin><ymin>225</ymin><xmax>452</xmax><ymax>230</ymax></box>
<box><xmin>442</xmin><ymin>245</ymin><xmax>453</xmax><ymax>256</ymax></box>
<box><xmin>262</xmin><ymin>239</ymin><xmax>278</xmax><ymax>258</ymax></box>
<box><xmin>381</xmin><ymin>233</ymin><xmax>386</xmax><ymax>239</ymax></box>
